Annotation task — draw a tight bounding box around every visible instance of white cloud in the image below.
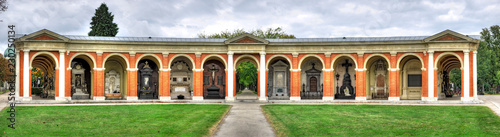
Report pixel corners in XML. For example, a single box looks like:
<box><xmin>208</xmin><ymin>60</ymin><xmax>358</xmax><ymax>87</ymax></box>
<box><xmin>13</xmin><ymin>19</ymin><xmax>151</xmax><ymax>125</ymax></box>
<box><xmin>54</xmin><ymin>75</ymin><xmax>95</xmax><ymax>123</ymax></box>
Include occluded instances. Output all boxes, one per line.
<box><xmin>0</xmin><ymin>0</ymin><xmax>499</xmax><ymax>53</ymax></box>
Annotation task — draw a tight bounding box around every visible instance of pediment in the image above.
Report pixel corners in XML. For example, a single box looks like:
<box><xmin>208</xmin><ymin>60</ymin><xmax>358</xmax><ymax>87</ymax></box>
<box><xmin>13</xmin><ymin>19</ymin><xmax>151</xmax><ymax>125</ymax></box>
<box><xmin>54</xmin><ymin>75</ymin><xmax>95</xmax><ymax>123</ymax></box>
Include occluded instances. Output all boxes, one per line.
<box><xmin>224</xmin><ymin>33</ymin><xmax>269</xmax><ymax>44</ymax></box>
<box><xmin>424</xmin><ymin>29</ymin><xmax>477</xmax><ymax>43</ymax></box>
<box><xmin>20</xmin><ymin>29</ymin><xmax>69</xmax><ymax>42</ymax></box>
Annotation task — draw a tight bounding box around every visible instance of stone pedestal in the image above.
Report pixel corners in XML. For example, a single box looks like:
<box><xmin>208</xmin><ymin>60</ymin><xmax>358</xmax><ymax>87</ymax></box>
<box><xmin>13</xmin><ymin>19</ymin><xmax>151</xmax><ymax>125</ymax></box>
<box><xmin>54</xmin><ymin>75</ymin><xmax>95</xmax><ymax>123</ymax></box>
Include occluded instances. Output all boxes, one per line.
<box><xmin>71</xmin><ymin>63</ymin><xmax>90</xmax><ymax>99</ymax></box>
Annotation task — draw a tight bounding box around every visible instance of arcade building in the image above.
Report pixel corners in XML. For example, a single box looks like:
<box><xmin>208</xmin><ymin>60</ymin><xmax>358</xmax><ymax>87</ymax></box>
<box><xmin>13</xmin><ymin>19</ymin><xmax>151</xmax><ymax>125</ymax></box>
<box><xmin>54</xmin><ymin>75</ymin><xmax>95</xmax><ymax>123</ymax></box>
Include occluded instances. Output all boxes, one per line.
<box><xmin>11</xmin><ymin>29</ymin><xmax>480</xmax><ymax>102</ymax></box>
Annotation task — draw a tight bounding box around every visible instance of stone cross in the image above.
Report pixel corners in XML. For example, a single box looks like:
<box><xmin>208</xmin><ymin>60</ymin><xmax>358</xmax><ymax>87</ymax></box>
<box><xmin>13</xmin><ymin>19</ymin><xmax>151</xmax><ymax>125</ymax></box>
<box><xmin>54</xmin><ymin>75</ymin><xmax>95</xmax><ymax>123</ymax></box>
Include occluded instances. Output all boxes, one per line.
<box><xmin>209</xmin><ymin>65</ymin><xmax>219</xmax><ymax>85</ymax></box>
<box><xmin>342</xmin><ymin>59</ymin><xmax>352</xmax><ymax>73</ymax></box>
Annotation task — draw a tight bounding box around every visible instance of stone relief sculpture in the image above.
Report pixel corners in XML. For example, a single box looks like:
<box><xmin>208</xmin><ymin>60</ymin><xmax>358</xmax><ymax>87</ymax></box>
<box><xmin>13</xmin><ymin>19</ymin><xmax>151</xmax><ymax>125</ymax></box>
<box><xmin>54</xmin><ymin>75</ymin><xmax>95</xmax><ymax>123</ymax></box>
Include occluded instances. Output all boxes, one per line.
<box><xmin>71</xmin><ymin>63</ymin><xmax>89</xmax><ymax>99</ymax></box>
<box><xmin>105</xmin><ymin>70</ymin><xmax>121</xmax><ymax>94</ymax></box>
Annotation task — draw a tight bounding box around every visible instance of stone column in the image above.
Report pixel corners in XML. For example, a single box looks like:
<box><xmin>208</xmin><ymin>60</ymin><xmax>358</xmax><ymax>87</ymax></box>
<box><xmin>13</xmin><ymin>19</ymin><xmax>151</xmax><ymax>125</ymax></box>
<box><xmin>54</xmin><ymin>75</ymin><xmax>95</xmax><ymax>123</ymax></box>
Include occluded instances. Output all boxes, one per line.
<box><xmin>15</xmin><ymin>50</ymin><xmax>20</xmax><ymax>98</ymax></box>
<box><xmin>463</xmin><ymin>50</ymin><xmax>470</xmax><ymax>101</ymax></box>
<box><xmin>323</xmin><ymin>52</ymin><xmax>334</xmax><ymax>101</ymax></box>
<box><xmin>127</xmin><ymin>52</ymin><xmax>138</xmax><ymax>100</ymax></box>
<box><xmin>160</xmin><ymin>52</ymin><xmax>171</xmax><ymax>101</ymax></box>
<box><xmin>388</xmin><ymin>52</ymin><xmax>400</xmax><ymax>101</ymax></box>
<box><xmin>473</xmin><ymin>51</ymin><xmax>478</xmax><ymax>100</ymax></box>
<box><xmin>56</xmin><ymin>50</ymin><xmax>68</xmax><ymax>101</ymax></box>
<box><xmin>259</xmin><ymin>52</ymin><xmax>267</xmax><ymax>101</ymax></box>
<box><xmin>355</xmin><ymin>52</ymin><xmax>366</xmax><ymax>101</ymax></box>
<box><xmin>290</xmin><ymin>53</ymin><xmax>301</xmax><ymax>101</ymax></box>
<box><xmin>22</xmin><ymin>50</ymin><xmax>30</xmax><ymax>100</ymax></box>
<box><xmin>192</xmin><ymin>52</ymin><xmax>203</xmax><ymax>101</ymax></box>
<box><xmin>426</xmin><ymin>51</ymin><xmax>436</xmax><ymax>101</ymax></box>
<box><xmin>226</xmin><ymin>52</ymin><xmax>235</xmax><ymax>101</ymax></box>
<box><xmin>93</xmin><ymin>51</ymin><xmax>105</xmax><ymax>100</ymax></box>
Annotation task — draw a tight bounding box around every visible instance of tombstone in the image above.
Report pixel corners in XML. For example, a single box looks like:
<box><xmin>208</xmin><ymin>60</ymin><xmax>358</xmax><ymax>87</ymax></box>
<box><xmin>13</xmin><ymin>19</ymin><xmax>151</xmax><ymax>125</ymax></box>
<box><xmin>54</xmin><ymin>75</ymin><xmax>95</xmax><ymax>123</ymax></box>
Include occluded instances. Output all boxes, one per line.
<box><xmin>441</xmin><ymin>71</ymin><xmax>453</xmax><ymax>97</ymax></box>
<box><xmin>269</xmin><ymin>60</ymin><xmax>289</xmax><ymax>99</ymax></box>
<box><xmin>303</xmin><ymin>63</ymin><xmax>322</xmax><ymax>99</ymax></box>
<box><xmin>71</xmin><ymin>63</ymin><xmax>90</xmax><ymax>99</ymax></box>
<box><xmin>335</xmin><ymin>59</ymin><xmax>355</xmax><ymax>99</ymax></box>
<box><xmin>170</xmin><ymin>61</ymin><xmax>192</xmax><ymax>99</ymax></box>
<box><xmin>206</xmin><ymin>65</ymin><xmax>221</xmax><ymax>98</ymax></box>
<box><xmin>105</xmin><ymin>70</ymin><xmax>121</xmax><ymax>99</ymax></box>
<box><xmin>372</xmin><ymin>59</ymin><xmax>387</xmax><ymax>98</ymax></box>
<box><xmin>203</xmin><ymin>61</ymin><xmax>225</xmax><ymax>99</ymax></box>
<box><xmin>138</xmin><ymin>61</ymin><xmax>157</xmax><ymax>99</ymax></box>
<box><xmin>36</xmin><ymin>77</ymin><xmax>41</xmax><ymax>87</ymax></box>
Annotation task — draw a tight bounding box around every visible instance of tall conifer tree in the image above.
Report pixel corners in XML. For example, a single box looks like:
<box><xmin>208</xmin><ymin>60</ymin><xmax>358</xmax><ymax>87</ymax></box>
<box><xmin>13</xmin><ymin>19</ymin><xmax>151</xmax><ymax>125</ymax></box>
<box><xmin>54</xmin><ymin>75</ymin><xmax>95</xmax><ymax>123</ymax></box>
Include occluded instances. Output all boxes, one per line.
<box><xmin>88</xmin><ymin>3</ymin><xmax>119</xmax><ymax>36</ymax></box>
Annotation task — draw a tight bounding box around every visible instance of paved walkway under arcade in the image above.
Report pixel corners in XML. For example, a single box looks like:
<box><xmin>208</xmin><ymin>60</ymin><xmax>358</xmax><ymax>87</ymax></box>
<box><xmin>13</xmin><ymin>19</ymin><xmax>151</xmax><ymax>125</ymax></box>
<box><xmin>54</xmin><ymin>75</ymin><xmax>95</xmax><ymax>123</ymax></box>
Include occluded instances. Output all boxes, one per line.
<box><xmin>2</xmin><ymin>92</ymin><xmax>500</xmax><ymax>137</ymax></box>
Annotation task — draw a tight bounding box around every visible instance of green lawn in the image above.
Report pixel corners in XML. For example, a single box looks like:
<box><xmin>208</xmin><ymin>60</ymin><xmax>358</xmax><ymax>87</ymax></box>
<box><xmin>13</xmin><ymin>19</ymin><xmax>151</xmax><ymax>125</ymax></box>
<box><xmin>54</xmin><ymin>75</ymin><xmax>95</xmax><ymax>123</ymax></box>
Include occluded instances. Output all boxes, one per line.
<box><xmin>0</xmin><ymin>104</ymin><xmax>230</xmax><ymax>136</ymax></box>
<box><xmin>262</xmin><ymin>105</ymin><xmax>500</xmax><ymax>137</ymax></box>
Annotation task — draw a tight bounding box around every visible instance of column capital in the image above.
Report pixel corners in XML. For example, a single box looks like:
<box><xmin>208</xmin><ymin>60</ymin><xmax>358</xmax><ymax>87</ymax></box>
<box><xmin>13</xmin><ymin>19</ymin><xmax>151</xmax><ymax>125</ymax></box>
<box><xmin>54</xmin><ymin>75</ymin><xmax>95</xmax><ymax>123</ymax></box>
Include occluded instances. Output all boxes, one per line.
<box><xmin>23</xmin><ymin>49</ymin><xmax>30</xmax><ymax>53</ymax></box>
<box><xmin>129</xmin><ymin>52</ymin><xmax>136</xmax><ymax>56</ymax></box>
<box><xmin>162</xmin><ymin>52</ymin><xmax>169</xmax><ymax>57</ymax></box>
<box><xmin>195</xmin><ymin>52</ymin><xmax>202</xmax><ymax>57</ymax></box>
<box><xmin>324</xmin><ymin>52</ymin><xmax>331</xmax><ymax>57</ymax></box>
<box><xmin>473</xmin><ymin>51</ymin><xmax>478</xmax><ymax>54</ymax></box>
<box><xmin>390</xmin><ymin>51</ymin><xmax>397</xmax><ymax>56</ymax></box>
<box><xmin>96</xmin><ymin>51</ymin><xmax>103</xmax><ymax>56</ymax></box>
<box><xmin>58</xmin><ymin>50</ymin><xmax>66</xmax><ymax>53</ymax></box>
<box><xmin>357</xmin><ymin>52</ymin><xmax>364</xmax><ymax>56</ymax></box>
<box><xmin>427</xmin><ymin>50</ymin><xmax>434</xmax><ymax>54</ymax></box>
<box><xmin>259</xmin><ymin>52</ymin><xmax>266</xmax><ymax>55</ymax></box>
<box><xmin>463</xmin><ymin>50</ymin><xmax>470</xmax><ymax>54</ymax></box>
<box><xmin>292</xmin><ymin>52</ymin><xmax>299</xmax><ymax>57</ymax></box>
<box><xmin>227</xmin><ymin>51</ymin><xmax>234</xmax><ymax>55</ymax></box>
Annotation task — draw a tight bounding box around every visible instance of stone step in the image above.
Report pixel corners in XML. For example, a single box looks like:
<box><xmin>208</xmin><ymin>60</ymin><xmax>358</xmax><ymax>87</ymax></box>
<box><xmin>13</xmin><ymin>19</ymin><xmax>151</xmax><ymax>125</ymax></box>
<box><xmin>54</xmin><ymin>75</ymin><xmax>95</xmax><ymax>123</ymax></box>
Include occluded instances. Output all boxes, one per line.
<box><xmin>236</xmin><ymin>96</ymin><xmax>258</xmax><ymax>100</ymax></box>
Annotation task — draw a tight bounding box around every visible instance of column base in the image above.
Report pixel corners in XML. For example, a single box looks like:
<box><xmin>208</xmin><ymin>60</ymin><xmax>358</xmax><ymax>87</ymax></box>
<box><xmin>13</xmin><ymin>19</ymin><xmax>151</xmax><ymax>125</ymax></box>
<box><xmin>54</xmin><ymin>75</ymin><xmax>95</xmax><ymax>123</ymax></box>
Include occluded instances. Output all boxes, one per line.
<box><xmin>258</xmin><ymin>97</ymin><xmax>268</xmax><ymax>102</ymax></box>
<box><xmin>56</xmin><ymin>97</ymin><xmax>71</xmax><ymax>101</ymax></box>
<box><xmin>355</xmin><ymin>97</ymin><xmax>367</xmax><ymax>101</ymax></box>
<box><xmin>159</xmin><ymin>96</ymin><xmax>171</xmax><ymax>101</ymax></box>
<box><xmin>388</xmin><ymin>97</ymin><xmax>400</xmax><ymax>101</ymax></box>
<box><xmin>20</xmin><ymin>97</ymin><xmax>32</xmax><ymax>101</ymax></box>
<box><xmin>93</xmin><ymin>96</ymin><xmax>105</xmax><ymax>101</ymax></box>
<box><xmin>421</xmin><ymin>97</ymin><xmax>437</xmax><ymax>101</ymax></box>
<box><xmin>226</xmin><ymin>96</ymin><xmax>235</xmax><ymax>102</ymax></box>
<box><xmin>192</xmin><ymin>96</ymin><xmax>204</xmax><ymax>101</ymax></box>
<box><xmin>290</xmin><ymin>96</ymin><xmax>301</xmax><ymax>101</ymax></box>
<box><xmin>126</xmin><ymin>97</ymin><xmax>138</xmax><ymax>100</ymax></box>
<box><xmin>322</xmin><ymin>97</ymin><xmax>334</xmax><ymax>101</ymax></box>
<box><xmin>461</xmin><ymin>97</ymin><xmax>474</xmax><ymax>101</ymax></box>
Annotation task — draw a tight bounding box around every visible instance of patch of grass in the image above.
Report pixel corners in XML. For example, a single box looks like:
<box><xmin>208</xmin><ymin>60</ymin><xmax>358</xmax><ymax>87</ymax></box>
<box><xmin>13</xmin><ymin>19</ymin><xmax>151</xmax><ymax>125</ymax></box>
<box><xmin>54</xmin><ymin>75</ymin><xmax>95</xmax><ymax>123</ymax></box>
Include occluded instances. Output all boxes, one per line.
<box><xmin>262</xmin><ymin>105</ymin><xmax>500</xmax><ymax>137</ymax></box>
<box><xmin>0</xmin><ymin>104</ymin><xmax>230</xmax><ymax>136</ymax></box>
<box><xmin>0</xmin><ymin>89</ymin><xmax>7</xmax><ymax>94</ymax></box>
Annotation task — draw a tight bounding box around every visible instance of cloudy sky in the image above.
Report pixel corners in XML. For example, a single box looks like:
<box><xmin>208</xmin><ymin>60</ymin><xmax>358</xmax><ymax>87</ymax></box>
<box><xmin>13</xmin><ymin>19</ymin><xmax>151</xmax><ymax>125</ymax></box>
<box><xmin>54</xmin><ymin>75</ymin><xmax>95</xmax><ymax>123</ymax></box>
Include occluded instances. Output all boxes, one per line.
<box><xmin>0</xmin><ymin>0</ymin><xmax>499</xmax><ymax>53</ymax></box>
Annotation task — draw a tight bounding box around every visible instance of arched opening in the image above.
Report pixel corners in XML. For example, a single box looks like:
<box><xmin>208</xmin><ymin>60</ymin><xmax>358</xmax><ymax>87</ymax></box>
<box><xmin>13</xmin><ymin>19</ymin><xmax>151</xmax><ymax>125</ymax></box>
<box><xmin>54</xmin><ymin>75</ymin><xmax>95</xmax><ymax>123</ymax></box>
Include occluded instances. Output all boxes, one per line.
<box><xmin>137</xmin><ymin>58</ymin><xmax>159</xmax><ymax>99</ymax></box>
<box><xmin>103</xmin><ymin>55</ymin><xmax>128</xmax><ymax>100</ymax></box>
<box><xmin>300</xmin><ymin>56</ymin><xmax>323</xmax><ymax>99</ymax></box>
<box><xmin>70</xmin><ymin>55</ymin><xmax>94</xmax><ymax>100</ymax></box>
<box><xmin>398</xmin><ymin>55</ymin><xmax>423</xmax><ymax>100</ymax></box>
<box><xmin>203</xmin><ymin>58</ymin><xmax>226</xmax><ymax>99</ymax></box>
<box><xmin>234</xmin><ymin>55</ymin><xmax>258</xmax><ymax>95</ymax></box>
<box><xmin>366</xmin><ymin>55</ymin><xmax>390</xmax><ymax>100</ymax></box>
<box><xmin>31</xmin><ymin>54</ymin><xmax>56</xmax><ymax>100</ymax></box>
<box><xmin>333</xmin><ymin>56</ymin><xmax>357</xmax><ymax>99</ymax></box>
<box><xmin>436</xmin><ymin>54</ymin><xmax>462</xmax><ymax>100</ymax></box>
<box><xmin>170</xmin><ymin>56</ymin><xmax>194</xmax><ymax>100</ymax></box>
<box><xmin>267</xmin><ymin>57</ymin><xmax>291</xmax><ymax>100</ymax></box>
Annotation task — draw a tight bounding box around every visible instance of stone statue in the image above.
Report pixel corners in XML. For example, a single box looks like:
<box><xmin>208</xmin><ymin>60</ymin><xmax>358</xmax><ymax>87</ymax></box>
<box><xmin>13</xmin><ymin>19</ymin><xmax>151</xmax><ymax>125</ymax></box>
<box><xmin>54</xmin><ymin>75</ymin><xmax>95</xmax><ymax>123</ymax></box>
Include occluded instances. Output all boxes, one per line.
<box><xmin>109</xmin><ymin>77</ymin><xmax>115</xmax><ymax>93</ymax></box>
<box><xmin>75</xmin><ymin>75</ymin><xmax>82</xmax><ymax>88</ymax></box>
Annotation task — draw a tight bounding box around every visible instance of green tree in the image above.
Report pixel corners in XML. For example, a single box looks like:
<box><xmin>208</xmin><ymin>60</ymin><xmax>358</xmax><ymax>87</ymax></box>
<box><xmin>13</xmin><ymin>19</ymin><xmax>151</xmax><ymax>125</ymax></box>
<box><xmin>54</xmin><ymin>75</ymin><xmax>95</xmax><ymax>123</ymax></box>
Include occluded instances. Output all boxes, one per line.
<box><xmin>0</xmin><ymin>54</ymin><xmax>13</xmax><ymax>83</ymax></box>
<box><xmin>31</xmin><ymin>68</ymin><xmax>43</xmax><ymax>87</ymax></box>
<box><xmin>477</xmin><ymin>41</ymin><xmax>494</xmax><ymax>93</ymax></box>
<box><xmin>198</xmin><ymin>27</ymin><xmax>295</xmax><ymax>39</ymax></box>
<box><xmin>236</xmin><ymin>61</ymin><xmax>257</xmax><ymax>88</ymax></box>
<box><xmin>480</xmin><ymin>25</ymin><xmax>500</xmax><ymax>93</ymax></box>
<box><xmin>449</xmin><ymin>68</ymin><xmax>461</xmax><ymax>89</ymax></box>
<box><xmin>88</xmin><ymin>3</ymin><xmax>119</xmax><ymax>36</ymax></box>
